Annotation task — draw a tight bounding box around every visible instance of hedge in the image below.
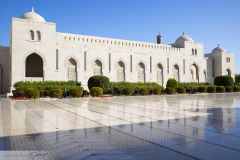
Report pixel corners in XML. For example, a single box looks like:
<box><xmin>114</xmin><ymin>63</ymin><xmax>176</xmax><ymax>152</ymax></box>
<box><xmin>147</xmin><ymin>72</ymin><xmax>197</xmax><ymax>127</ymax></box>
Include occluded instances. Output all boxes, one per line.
<box><xmin>225</xmin><ymin>86</ymin><xmax>233</xmax><ymax>92</ymax></box>
<box><xmin>176</xmin><ymin>86</ymin><xmax>186</xmax><ymax>94</ymax></box>
<box><xmin>214</xmin><ymin>76</ymin><xmax>234</xmax><ymax>86</ymax></box>
<box><xmin>90</xmin><ymin>87</ymin><xmax>103</xmax><ymax>97</ymax></box>
<box><xmin>25</xmin><ymin>89</ymin><xmax>40</xmax><ymax>99</ymax></box>
<box><xmin>207</xmin><ymin>86</ymin><xmax>216</xmax><ymax>93</ymax></box>
<box><xmin>198</xmin><ymin>86</ymin><xmax>207</xmax><ymax>93</ymax></box>
<box><xmin>165</xmin><ymin>87</ymin><xmax>176</xmax><ymax>94</ymax></box>
<box><xmin>139</xmin><ymin>87</ymin><xmax>149</xmax><ymax>95</ymax></box>
<box><xmin>82</xmin><ymin>90</ymin><xmax>90</xmax><ymax>97</ymax></box>
<box><xmin>166</xmin><ymin>79</ymin><xmax>178</xmax><ymax>89</ymax></box>
<box><xmin>69</xmin><ymin>87</ymin><xmax>83</xmax><ymax>97</ymax></box>
<box><xmin>233</xmin><ymin>86</ymin><xmax>240</xmax><ymax>92</ymax></box>
<box><xmin>88</xmin><ymin>76</ymin><xmax>110</xmax><ymax>93</ymax></box>
<box><xmin>49</xmin><ymin>89</ymin><xmax>63</xmax><ymax>98</ymax></box>
<box><xmin>216</xmin><ymin>86</ymin><xmax>225</xmax><ymax>93</ymax></box>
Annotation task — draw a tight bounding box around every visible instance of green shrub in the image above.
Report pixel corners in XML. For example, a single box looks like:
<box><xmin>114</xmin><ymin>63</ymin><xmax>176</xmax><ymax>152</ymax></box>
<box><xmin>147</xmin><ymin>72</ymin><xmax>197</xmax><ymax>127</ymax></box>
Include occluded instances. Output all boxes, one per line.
<box><xmin>225</xmin><ymin>86</ymin><xmax>233</xmax><ymax>92</ymax></box>
<box><xmin>122</xmin><ymin>86</ymin><xmax>134</xmax><ymax>96</ymax></box>
<box><xmin>82</xmin><ymin>90</ymin><xmax>90</xmax><ymax>97</ymax></box>
<box><xmin>17</xmin><ymin>90</ymin><xmax>25</xmax><ymax>97</ymax></box>
<box><xmin>88</xmin><ymin>76</ymin><xmax>110</xmax><ymax>93</ymax></box>
<box><xmin>216</xmin><ymin>86</ymin><xmax>225</xmax><ymax>93</ymax></box>
<box><xmin>153</xmin><ymin>86</ymin><xmax>163</xmax><ymax>95</ymax></box>
<box><xmin>166</xmin><ymin>79</ymin><xmax>178</xmax><ymax>89</ymax></box>
<box><xmin>90</xmin><ymin>87</ymin><xmax>103</xmax><ymax>97</ymax></box>
<box><xmin>235</xmin><ymin>74</ymin><xmax>240</xmax><ymax>85</ymax></box>
<box><xmin>214</xmin><ymin>76</ymin><xmax>234</xmax><ymax>86</ymax></box>
<box><xmin>40</xmin><ymin>90</ymin><xmax>49</xmax><ymax>97</ymax></box>
<box><xmin>176</xmin><ymin>86</ymin><xmax>186</xmax><ymax>94</ymax></box>
<box><xmin>139</xmin><ymin>87</ymin><xmax>149</xmax><ymax>95</ymax></box>
<box><xmin>49</xmin><ymin>89</ymin><xmax>63</xmax><ymax>98</ymax></box>
<box><xmin>198</xmin><ymin>86</ymin><xmax>207</xmax><ymax>93</ymax></box>
<box><xmin>233</xmin><ymin>86</ymin><xmax>240</xmax><ymax>92</ymax></box>
<box><xmin>25</xmin><ymin>89</ymin><xmax>40</xmax><ymax>99</ymax></box>
<box><xmin>69</xmin><ymin>87</ymin><xmax>83</xmax><ymax>97</ymax></box>
<box><xmin>207</xmin><ymin>86</ymin><xmax>216</xmax><ymax>93</ymax></box>
<box><xmin>165</xmin><ymin>87</ymin><xmax>176</xmax><ymax>95</ymax></box>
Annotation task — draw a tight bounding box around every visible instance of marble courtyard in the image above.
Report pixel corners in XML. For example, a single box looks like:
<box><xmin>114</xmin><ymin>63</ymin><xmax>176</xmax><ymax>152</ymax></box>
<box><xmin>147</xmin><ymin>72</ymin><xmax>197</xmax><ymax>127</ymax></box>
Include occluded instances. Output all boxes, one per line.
<box><xmin>0</xmin><ymin>93</ymin><xmax>240</xmax><ymax>159</ymax></box>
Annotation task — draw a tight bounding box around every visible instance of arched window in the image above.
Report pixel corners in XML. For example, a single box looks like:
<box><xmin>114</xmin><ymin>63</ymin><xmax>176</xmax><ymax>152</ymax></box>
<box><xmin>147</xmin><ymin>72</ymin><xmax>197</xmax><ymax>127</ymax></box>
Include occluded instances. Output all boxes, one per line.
<box><xmin>26</xmin><ymin>53</ymin><xmax>43</xmax><ymax>77</ymax></box>
<box><xmin>138</xmin><ymin>62</ymin><xmax>145</xmax><ymax>82</ymax></box>
<box><xmin>226</xmin><ymin>69</ymin><xmax>231</xmax><ymax>77</ymax></box>
<box><xmin>29</xmin><ymin>30</ymin><xmax>34</xmax><ymax>40</ymax></box>
<box><xmin>67</xmin><ymin>58</ymin><xmax>77</xmax><ymax>81</ymax></box>
<box><xmin>173</xmin><ymin>64</ymin><xmax>180</xmax><ymax>82</ymax></box>
<box><xmin>157</xmin><ymin>64</ymin><xmax>163</xmax><ymax>86</ymax></box>
<box><xmin>192</xmin><ymin>49</ymin><xmax>194</xmax><ymax>55</ymax></box>
<box><xmin>195</xmin><ymin>49</ymin><xmax>197</xmax><ymax>55</ymax></box>
<box><xmin>36</xmin><ymin>31</ymin><xmax>41</xmax><ymax>41</ymax></box>
<box><xmin>190</xmin><ymin>64</ymin><xmax>199</xmax><ymax>82</ymax></box>
<box><xmin>94</xmin><ymin>59</ymin><xmax>103</xmax><ymax>76</ymax></box>
<box><xmin>117</xmin><ymin>61</ymin><xmax>125</xmax><ymax>82</ymax></box>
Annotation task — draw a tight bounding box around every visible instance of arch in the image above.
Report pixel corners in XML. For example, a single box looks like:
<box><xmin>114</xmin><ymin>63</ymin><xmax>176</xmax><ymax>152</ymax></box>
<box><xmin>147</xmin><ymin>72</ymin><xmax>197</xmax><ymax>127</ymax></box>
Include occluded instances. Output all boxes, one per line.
<box><xmin>226</xmin><ymin>68</ymin><xmax>231</xmax><ymax>77</ymax></box>
<box><xmin>173</xmin><ymin>64</ymin><xmax>180</xmax><ymax>82</ymax></box>
<box><xmin>156</xmin><ymin>63</ymin><xmax>163</xmax><ymax>86</ymax></box>
<box><xmin>117</xmin><ymin>61</ymin><xmax>125</xmax><ymax>82</ymax></box>
<box><xmin>190</xmin><ymin>64</ymin><xmax>199</xmax><ymax>82</ymax></box>
<box><xmin>138</xmin><ymin>62</ymin><xmax>145</xmax><ymax>82</ymax></box>
<box><xmin>67</xmin><ymin>58</ymin><xmax>77</xmax><ymax>81</ymax></box>
<box><xmin>26</xmin><ymin>53</ymin><xmax>43</xmax><ymax>77</ymax></box>
<box><xmin>94</xmin><ymin>59</ymin><xmax>103</xmax><ymax>76</ymax></box>
<box><xmin>29</xmin><ymin>30</ymin><xmax>34</xmax><ymax>40</ymax></box>
<box><xmin>36</xmin><ymin>31</ymin><xmax>41</xmax><ymax>41</ymax></box>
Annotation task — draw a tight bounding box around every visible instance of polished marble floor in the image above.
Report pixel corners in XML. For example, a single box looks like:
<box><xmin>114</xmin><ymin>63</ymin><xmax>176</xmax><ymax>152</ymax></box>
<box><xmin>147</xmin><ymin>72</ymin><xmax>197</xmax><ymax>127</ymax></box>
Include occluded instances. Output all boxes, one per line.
<box><xmin>1</xmin><ymin>93</ymin><xmax>240</xmax><ymax>159</ymax></box>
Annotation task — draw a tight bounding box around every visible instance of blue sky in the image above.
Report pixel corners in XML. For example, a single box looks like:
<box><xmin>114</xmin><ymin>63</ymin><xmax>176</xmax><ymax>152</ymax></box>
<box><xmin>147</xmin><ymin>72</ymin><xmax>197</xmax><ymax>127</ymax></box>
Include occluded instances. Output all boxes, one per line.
<box><xmin>1</xmin><ymin>0</ymin><xmax>239</xmax><ymax>73</ymax></box>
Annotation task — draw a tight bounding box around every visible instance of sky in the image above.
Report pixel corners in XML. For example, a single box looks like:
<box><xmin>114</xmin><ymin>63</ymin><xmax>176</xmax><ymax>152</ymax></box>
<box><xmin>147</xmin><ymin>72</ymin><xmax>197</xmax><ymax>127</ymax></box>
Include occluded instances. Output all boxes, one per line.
<box><xmin>0</xmin><ymin>0</ymin><xmax>239</xmax><ymax>73</ymax></box>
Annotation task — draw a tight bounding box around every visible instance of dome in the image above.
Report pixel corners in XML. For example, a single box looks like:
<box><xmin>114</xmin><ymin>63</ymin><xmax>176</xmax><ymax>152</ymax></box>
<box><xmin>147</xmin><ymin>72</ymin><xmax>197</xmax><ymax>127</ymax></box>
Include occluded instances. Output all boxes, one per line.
<box><xmin>212</xmin><ymin>45</ymin><xmax>227</xmax><ymax>53</ymax></box>
<box><xmin>175</xmin><ymin>34</ymin><xmax>194</xmax><ymax>43</ymax></box>
<box><xmin>21</xmin><ymin>8</ymin><xmax>46</xmax><ymax>22</ymax></box>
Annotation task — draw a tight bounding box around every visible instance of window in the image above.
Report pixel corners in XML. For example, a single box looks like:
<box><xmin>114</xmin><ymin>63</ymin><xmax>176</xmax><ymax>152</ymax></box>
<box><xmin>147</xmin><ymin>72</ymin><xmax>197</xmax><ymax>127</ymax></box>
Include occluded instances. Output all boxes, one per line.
<box><xmin>36</xmin><ymin>31</ymin><xmax>41</xmax><ymax>41</ymax></box>
<box><xmin>29</xmin><ymin>30</ymin><xmax>34</xmax><ymax>40</ymax></box>
<box><xmin>226</xmin><ymin>57</ymin><xmax>231</xmax><ymax>63</ymax></box>
<box><xmin>150</xmin><ymin>56</ymin><xmax>152</xmax><ymax>73</ymax></box>
<box><xmin>109</xmin><ymin>53</ymin><xmax>111</xmax><ymax>72</ymax></box>
<box><xmin>56</xmin><ymin>49</ymin><xmax>59</xmax><ymax>70</ymax></box>
<box><xmin>195</xmin><ymin>49</ymin><xmax>197</xmax><ymax>55</ymax></box>
<box><xmin>130</xmin><ymin>55</ymin><xmax>133</xmax><ymax>72</ymax></box>
<box><xmin>183</xmin><ymin>59</ymin><xmax>186</xmax><ymax>74</ymax></box>
<box><xmin>84</xmin><ymin>51</ymin><xmax>87</xmax><ymax>71</ymax></box>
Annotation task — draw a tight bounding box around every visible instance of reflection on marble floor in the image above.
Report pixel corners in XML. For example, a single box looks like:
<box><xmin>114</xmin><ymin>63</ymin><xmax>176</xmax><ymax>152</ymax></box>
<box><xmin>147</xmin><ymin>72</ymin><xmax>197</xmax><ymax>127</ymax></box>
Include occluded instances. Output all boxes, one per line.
<box><xmin>0</xmin><ymin>93</ymin><xmax>240</xmax><ymax>159</ymax></box>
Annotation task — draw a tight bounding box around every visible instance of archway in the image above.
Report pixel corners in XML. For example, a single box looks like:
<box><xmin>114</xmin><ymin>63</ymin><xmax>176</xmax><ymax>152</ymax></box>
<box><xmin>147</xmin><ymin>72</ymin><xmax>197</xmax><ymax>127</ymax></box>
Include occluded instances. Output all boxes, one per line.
<box><xmin>94</xmin><ymin>59</ymin><xmax>103</xmax><ymax>76</ymax></box>
<box><xmin>226</xmin><ymin>68</ymin><xmax>231</xmax><ymax>76</ymax></box>
<box><xmin>26</xmin><ymin>53</ymin><xmax>43</xmax><ymax>78</ymax></box>
<box><xmin>190</xmin><ymin>64</ymin><xmax>199</xmax><ymax>82</ymax></box>
<box><xmin>67</xmin><ymin>58</ymin><xmax>77</xmax><ymax>81</ymax></box>
<box><xmin>117</xmin><ymin>61</ymin><xmax>125</xmax><ymax>82</ymax></box>
<box><xmin>173</xmin><ymin>64</ymin><xmax>180</xmax><ymax>82</ymax></box>
<box><xmin>138</xmin><ymin>62</ymin><xmax>145</xmax><ymax>82</ymax></box>
<box><xmin>157</xmin><ymin>64</ymin><xmax>163</xmax><ymax>86</ymax></box>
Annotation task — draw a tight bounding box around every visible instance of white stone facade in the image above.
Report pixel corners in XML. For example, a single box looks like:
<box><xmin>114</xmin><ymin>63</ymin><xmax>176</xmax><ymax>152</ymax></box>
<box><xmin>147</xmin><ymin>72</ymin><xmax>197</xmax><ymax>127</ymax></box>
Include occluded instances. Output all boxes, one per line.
<box><xmin>0</xmin><ymin>9</ymin><xmax>235</xmax><ymax>93</ymax></box>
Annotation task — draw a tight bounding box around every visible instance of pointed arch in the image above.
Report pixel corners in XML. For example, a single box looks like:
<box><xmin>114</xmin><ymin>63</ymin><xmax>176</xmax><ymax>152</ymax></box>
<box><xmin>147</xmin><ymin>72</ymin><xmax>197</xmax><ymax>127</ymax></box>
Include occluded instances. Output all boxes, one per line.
<box><xmin>29</xmin><ymin>30</ymin><xmax>34</xmax><ymax>40</ymax></box>
<box><xmin>117</xmin><ymin>61</ymin><xmax>125</xmax><ymax>82</ymax></box>
<box><xmin>190</xmin><ymin>64</ymin><xmax>199</xmax><ymax>82</ymax></box>
<box><xmin>173</xmin><ymin>64</ymin><xmax>180</xmax><ymax>82</ymax></box>
<box><xmin>25</xmin><ymin>53</ymin><xmax>43</xmax><ymax>77</ymax></box>
<box><xmin>94</xmin><ymin>59</ymin><xmax>103</xmax><ymax>76</ymax></box>
<box><xmin>67</xmin><ymin>58</ymin><xmax>77</xmax><ymax>81</ymax></box>
<box><xmin>138</xmin><ymin>62</ymin><xmax>145</xmax><ymax>82</ymax></box>
<box><xmin>226</xmin><ymin>68</ymin><xmax>231</xmax><ymax>77</ymax></box>
<box><xmin>36</xmin><ymin>31</ymin><xmax>41</xmax><ymax>41</ymax></box>
<box><xmin>156</xmin><ymin>63</ymin><xmax>163</xmax><ymax>86</ymax></box>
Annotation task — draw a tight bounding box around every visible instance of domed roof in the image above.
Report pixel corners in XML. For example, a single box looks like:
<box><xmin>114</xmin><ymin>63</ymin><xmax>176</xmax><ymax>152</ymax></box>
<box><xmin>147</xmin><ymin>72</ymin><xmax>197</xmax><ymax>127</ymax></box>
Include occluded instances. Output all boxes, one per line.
<box><xmin>212</xmin><ymin>45</ymin><xmax>227</xmax><ymax>53</ymax></box>
<box><xmin>21</xmin><ymin>8</ymin><xmax>46</xmax><ymax>22</ymax></box>
<box><xmin>175</xmin><ymin>33</ymin><xmax>194</xmax><ymax>43</ymax></box>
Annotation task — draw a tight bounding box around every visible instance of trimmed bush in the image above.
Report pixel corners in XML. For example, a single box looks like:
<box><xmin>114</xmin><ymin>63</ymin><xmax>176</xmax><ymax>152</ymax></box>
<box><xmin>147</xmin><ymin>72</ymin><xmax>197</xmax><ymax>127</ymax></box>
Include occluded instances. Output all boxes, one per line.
<box><xmin>165</xmin><ymin>87</ymin><xmax>176</xmax><ymax>95</ymax></box>
<box><xmin>198</xmin><ymin>86</ymin><xmax>207</xmax><ymax>93</ymax></box>
<box><xmin>207</xmin><ymin>86</ymin><xmax>216</xmax><ymax>93</ymax></box>
<box><xmin>225</xmin><ymin>86</ymin><xmax>233</xmax><ymax>92</ymax></box>
<box><xmin>25</xmin><ymin>89</ymin><xmax>40</xmax><ymax>99</ymax></box>
<box><xmin>122</xmin><ymin>86</ymin><xmax>134</xmax><ymax>96</ymax></box>
<box><xmin>153</xmin><ymin>86</ymin><xmax>162</xmax><ymax>95</ymax></box>
<box><xmin>69</xmin><ymin>87</ymin><xmax>83</xmax><ymax>97</ymax></box>
<box><xmin>17</xmin><ymin>90</ymin><xmax>25</xmax><ymax>97</ymax></box>
<box><xmin>235</xmin><ymin>74</ymin><xmax>240</xmax><ymax>85</ymax></box>
<box><xmin>233</xmin><ymin>86</ymin><xmax>240</xmax><ymax>92</ymax></box>
<box><xmin>82</xmin><ymin>90</ymin><xmax>90</xmax><ymax>97</ymax></box>
<box><xmin>176</xmin><ymin>86</ymin><xmax>186</xmax><ymax>94</ymax></box>
<box><xmin>216</xmin><ymin>86</ymin><xmax>225</xmax><ymax>93</ymax></box>
<box><xmin>40</xmin><ymin>90</ymin><xmax>49</xmax><ymax>97</ymax></box>
<box><xmin>88</xmin><ymin>76</ymin><xmax>110</xmax><ymax>93</ymax></box>
<box><xmin>90</xmin><ymin>87</ymin><xmax>103</xmax><ymax>97</ymax></box>
<box><xmin>214</xmin><ymin>76</ymin><xmax>234</xmax><ymax>86</ymax></box>
<box><xmin>49</xmin><ymin>89</ymin><xmax>63</xmax><ymax>98</ymax></box>
<box><xmin>139</xmin><ymin>87</ymin><xmax>149</xmax><ymax>95</ymax></box>
<box><xmin>166</xmin><ymin>79</ymin><xmax>178</xmax><ymax>89</ymax></box>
